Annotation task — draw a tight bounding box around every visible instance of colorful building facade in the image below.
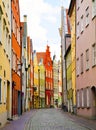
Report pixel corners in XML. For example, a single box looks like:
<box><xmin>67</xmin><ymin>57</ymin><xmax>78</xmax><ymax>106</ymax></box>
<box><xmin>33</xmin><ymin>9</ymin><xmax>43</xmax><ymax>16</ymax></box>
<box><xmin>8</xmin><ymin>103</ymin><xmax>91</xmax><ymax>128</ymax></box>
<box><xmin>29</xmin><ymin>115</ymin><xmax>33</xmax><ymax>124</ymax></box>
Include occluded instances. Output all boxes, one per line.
<box><xmin>65</xmin><ymin>44</ymin><xmax>72</xmax><ymax>112</ymax></box>
<box><xmin>68</xmin><ymin>0</ymin><xmax>76</xmax><ymax>113</ymax></box>
<box><xmin>58</xmin><ymin>60</ymin><xmax>62</xmax><ymax>107</ymax></box>
<box><xmin>53</xmin><ymin>55</ymin><xmax>59</xmax><ymax>107</ymax></box>
<box><xmin>21</xmin><ymin>15</ymin><xmax>28</xmax><ymax>111</ymax></box>
<box><xmin>0</xmin><ymin>0</ymin><xmax>11</xmax><ymax>126</ymax></box>
<box><xmin>11</xmin><ymin>0</ymin><xmax>22</xmax><ymax>117</ymax></box>
<box><xmin>76</xmin><ymin>0</ymin><xmax>96</xmax><ymax>119</ymax></box>
<box><xmin>33</xmin><ymin>51</ymin><xmax>39</xmax><ymax>108</ymax></box>
<box><xmin>37</xmin><ymin>53</ymin><xmax>45</xmax><ymax>108</ymax></box>
<box><xmin>45</xmin><ymin>46</ymin><xmax>53</xmax><ymax>107</ymax></box>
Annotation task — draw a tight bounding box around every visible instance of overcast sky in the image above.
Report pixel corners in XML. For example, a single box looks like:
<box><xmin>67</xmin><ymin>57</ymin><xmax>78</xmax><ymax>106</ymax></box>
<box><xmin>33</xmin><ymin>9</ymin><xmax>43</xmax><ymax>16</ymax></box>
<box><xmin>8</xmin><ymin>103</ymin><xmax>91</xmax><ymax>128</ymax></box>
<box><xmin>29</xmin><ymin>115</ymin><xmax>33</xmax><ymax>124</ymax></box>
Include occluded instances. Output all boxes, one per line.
<box><xmin>19</xmin><ymin>0</ymin><xmax>70</xmax><ymax>60</ymax></box>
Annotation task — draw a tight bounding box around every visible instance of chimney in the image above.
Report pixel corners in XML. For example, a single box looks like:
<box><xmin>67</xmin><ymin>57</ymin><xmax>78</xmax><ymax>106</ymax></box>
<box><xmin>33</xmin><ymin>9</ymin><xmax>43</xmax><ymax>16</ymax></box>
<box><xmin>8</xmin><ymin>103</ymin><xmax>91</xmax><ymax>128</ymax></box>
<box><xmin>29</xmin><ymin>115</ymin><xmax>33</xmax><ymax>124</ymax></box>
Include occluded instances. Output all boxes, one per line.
<box><xmin>24</xmin><ymin>15</ymin><xmax>27</xmax><ymax>22</ymax></box>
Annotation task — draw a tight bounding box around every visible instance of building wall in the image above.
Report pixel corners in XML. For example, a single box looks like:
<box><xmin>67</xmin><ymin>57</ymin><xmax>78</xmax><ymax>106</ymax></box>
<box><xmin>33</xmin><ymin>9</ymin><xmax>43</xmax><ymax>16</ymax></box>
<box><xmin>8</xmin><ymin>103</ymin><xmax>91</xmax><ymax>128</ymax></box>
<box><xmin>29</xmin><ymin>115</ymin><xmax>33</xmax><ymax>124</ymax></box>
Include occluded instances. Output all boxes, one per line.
<box><xmin>76</xmin><ymin>0</ymin><xmax>96</xmax><ymax>118</ymax></box>
<box><xmin>0</xmin><ymin>0</ymin><xmax>11</xmax><ymax>127</ymax></box>
<box><xmin>39</xmin><ymin>64</ymin><xmax>45</xmax><ymax>108</ymax></box>
<box><xmin>45</xmin><ymin>46</ymin><xmax>53</xmax><ymax>107</ymax></box>
<box><xmin>33</xmin><ymin>53</ymin><xmax>39</xmax><ymax>108</ymax></box>
<box><xmin>66</xmin><ymin>49</ymin><xmax>72</xmax><ymax>112</ymax></box>
<box><xmin>70</xmin><ymin>2</ymin><xmax>76</xmax><ymax>107</ymax></box>
<box><xmin>53</xmin><ymin>57</ymin><xmax>59</xmax><ymax>107</ymax></box>
<box><xmin>11</xmin><ymin>0</ymin><xmax>21</xmax><ymax>117</ymax></box>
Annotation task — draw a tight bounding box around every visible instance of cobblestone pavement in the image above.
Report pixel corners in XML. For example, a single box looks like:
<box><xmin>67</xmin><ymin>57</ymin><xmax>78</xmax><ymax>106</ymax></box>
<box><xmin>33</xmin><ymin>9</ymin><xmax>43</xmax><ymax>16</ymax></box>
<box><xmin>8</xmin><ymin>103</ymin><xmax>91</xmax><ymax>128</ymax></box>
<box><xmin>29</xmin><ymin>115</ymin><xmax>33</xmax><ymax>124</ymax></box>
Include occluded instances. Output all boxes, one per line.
<box><xmin>0</xmin><ymin>110</ymin><xmax>37</xmax><ymax>130</ymax></box>
<box><xmin>0</xmin><ymin>109</ymin><xmax>95</xmax><ymax>130</ymax></box>
<box><xmin>25</xmin><ymin>109</ymin><xmax>91</xmax><ymax>130</ymax></box>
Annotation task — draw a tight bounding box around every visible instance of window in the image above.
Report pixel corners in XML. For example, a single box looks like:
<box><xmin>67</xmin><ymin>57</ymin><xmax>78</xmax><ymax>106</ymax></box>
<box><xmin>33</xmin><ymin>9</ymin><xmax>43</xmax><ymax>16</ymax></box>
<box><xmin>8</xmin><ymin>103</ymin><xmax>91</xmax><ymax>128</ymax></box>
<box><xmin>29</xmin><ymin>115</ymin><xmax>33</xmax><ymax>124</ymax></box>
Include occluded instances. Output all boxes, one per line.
<box><xmin>77</xmin><ymin>90</ymin><xmax>80</xmax><ymax>108</ymax></box>
<box><xmin>86</xmin><ymin>49</ymin><xmax>89</xmax><ymax>70</ymax></box>
<box><xmin>92</xmin><ymin>43</ymin><xmax>96</xmax><ymax>66</ymax></box>
<box><xmin>81</xmin><ymin>54</ymin><xmax>83</xmax><ymax>73</ymax></box>
<box><xmin>81</xmin><ymin>89</ymin><xmax>84</xmax><ymax>107</ymax></box>
<box><xmin>77</xmin><ymin>0</ymin><xmax>80</xmax><ymax>10</ymax></box>
<box><xmin>76</xmin><ymin>58</ymin><xmax>79</xmax><ymax>76</ymax></box>
<box><xmin>92</xmin><ymin>0</ymin><xmax>96</xmax><ymax>18</ymax></box>
<box><xmin>81</xmin><ymin>15</ymin><xmax>84</xmax><ymax>33</ymax></box>
<box><xmin>86</xmin><ymin>87</ymin><xmax>90</xmax><ymax>108</ymax></box>
<box><xmin>0</xmin><ymin>78</ymin><xmax>2</xmax><ymax>103</ymax></box>
<box><xmin>77</xmin><ymin>22</ymin><xmax>80</xmax><ymax>38</ymax></box>
<box><xmin>4</xmin><ymin>81</ymin><xmax>6</xmax><ymax>103</ymax></box>
<box><xmin>85</xmin><ymin>7</ymin><xmax>89</xmax><ymax>26</ymax></box>
<box><xmin>3</xmin><ymin>19</ymin><xmax>6</xmax><ymax>49</ymax></box>
<box><xmin>12</xmin><ymin>52</ymin><xmax>17</xmax><ymax>71</ymax></box>
<box><xmin>0</xmin><ymin>8</ymin><xmax>2</xmax><ymax>43</ymax></box>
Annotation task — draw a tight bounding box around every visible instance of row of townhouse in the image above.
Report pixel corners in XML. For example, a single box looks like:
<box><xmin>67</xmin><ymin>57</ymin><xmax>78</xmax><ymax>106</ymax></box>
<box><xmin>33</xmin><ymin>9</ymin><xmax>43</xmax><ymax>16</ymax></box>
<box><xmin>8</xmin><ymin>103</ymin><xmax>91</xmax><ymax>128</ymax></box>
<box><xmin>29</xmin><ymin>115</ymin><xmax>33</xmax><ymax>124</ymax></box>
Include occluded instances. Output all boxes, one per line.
<box><xmin>0</xmin><ymin>0</ymin><xmax>62</xmax><ymax>126</ymax></box>
<box><xmin>33</xmin><ymin>46</ymin><xmax>62</xmax><ymax>109</ymax></box>
<box><xmin>0</xmin><ymin>0</ymin><xmax>33</xmax><ymax>127</ymax></box>
<box><xmin>60</xmin><ymin>0</ymin><xmax>96</xmax><ymax>119</ymax></box>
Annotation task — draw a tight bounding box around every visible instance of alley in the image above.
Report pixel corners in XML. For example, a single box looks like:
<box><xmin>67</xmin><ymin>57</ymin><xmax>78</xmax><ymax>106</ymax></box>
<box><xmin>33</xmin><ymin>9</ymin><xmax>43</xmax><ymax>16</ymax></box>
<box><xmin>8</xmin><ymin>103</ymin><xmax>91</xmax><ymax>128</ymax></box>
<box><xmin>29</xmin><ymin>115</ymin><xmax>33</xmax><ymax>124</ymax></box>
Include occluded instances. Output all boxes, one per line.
<box><xmin>24</xmin><ymin>109</ymin><xmax>91</xmax><ymax>130</ymax></box>
<box><xmin>0</xmin><ymin>108</ymin><xmax>96</xmax><ymax>130</ymax></box>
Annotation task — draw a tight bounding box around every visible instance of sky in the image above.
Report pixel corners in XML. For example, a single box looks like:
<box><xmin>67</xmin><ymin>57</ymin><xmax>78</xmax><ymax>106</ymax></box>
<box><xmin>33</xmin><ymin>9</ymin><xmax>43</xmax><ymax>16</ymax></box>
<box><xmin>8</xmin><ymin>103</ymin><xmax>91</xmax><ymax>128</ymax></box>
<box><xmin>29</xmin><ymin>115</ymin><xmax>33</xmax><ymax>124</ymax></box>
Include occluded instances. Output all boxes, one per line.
<box><xmin>19</xmin><ymin>0</ymin><xmax>70</xmax><ymax>60</ymax></box>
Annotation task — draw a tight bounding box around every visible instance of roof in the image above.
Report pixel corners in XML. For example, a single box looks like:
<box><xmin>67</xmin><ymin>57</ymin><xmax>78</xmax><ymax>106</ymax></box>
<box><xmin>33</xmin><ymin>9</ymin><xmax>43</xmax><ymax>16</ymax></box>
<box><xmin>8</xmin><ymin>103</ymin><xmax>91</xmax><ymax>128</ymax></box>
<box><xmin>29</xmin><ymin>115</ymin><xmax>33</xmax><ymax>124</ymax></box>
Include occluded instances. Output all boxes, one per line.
<box><xmin>36</xmin><ymin>52</ymin><xmax>46</xmax><ymax>64</ymax></box>
<box><xmin>68</xmin><ymin>0</ymin><xmax>76</xmax><ymax>17</ymax></box>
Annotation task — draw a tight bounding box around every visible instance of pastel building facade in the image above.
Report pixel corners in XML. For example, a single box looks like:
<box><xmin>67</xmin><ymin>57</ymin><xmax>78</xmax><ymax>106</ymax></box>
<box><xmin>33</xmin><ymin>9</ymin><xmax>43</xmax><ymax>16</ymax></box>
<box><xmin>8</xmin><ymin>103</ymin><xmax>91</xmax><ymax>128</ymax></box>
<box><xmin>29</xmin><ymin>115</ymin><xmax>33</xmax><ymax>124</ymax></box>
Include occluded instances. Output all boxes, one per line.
<box><xmin>11</xmin><ymin>0</ymin><xmax>22</xmax><ymax>117</ymax></box>
<box><xmin>37</xmin><ymin>52</ymin><xmax>45</xmax><ymax>108</ymax></box>
<box><xmin>68</xmin><ymin>0</ymin><xmax>76</xmax><ymax>113</ymax></box>
<box><xmin>58</xmin><ymin>60</ymin><xmax>62</xmax><ymax>107</ymax></box>
<box><xmin>45</xmin><ymin>46</ymin><xmax>53</xmax><ymax>107</ymax></box>
<box><xmin>21</xmin><ymin>15</ymin><xmax>28</xmax><ymax>111</ymax></box>
<box><xmin>0</xmin><ymin>0</ymin><xmax>11</xmax><ymax>126</ymax></box>
<box><xmin>53</xmin><ymin>55</ymin><xmax>59</xmax><ymax>107</ymax></box>
<box><xmin>76</xmin><ymin>0</ymin><xmax>96</xmax><ymax>119</ymax></box>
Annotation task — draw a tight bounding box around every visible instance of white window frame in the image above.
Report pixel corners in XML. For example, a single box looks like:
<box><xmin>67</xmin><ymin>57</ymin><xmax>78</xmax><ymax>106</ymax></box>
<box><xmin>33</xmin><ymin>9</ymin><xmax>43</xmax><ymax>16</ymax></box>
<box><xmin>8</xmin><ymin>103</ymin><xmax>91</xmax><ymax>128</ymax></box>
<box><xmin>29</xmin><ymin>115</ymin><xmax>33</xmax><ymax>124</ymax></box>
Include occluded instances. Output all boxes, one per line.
<box><xmin>77</xmin><ymin>0</ymin><xmax>80</xmax><ymax>10</ymax></box>
<box><xmin>4</xmin><ymin>81</ymin><xmax>6</xmax><ymax>104</ymax></box>
<box><xmin>81</xmin><ymin>89</ymin><xmax>84</xmax><ymax>107</ymax></box>
<box><xmin>76</xmin><ymin>58</ymin><xmax>79</xmax><ymax>76</ymax></box>
<box><xmin>85</xmin><ymin>6</ymin><xmax>89</xmax><ymax>27</ymax></box>
<box><xmin>77</xmin><ymin>22</ymin><xmax>80</xmax><ymax>38</ymax></box>
<box><xmin>0</xmin><ymin>77</ymin><xmax>2</xmax><ymax>103</ymax></box>
<box><xmin>92</xmin><ymin>0</ymin><xmax>96</xmax><ymax>18</ymax></box>
<box><xmin>81</xmin><ymin>15</ymin><xmax>84</xmax><ymax>33</ymax></box>
<box><xmin>86</xmin><ymin>87</ymin><xmax>90</xmax><ymax>108</ymax></box>
<box><xmin>86</xmin><ymin>49</ymin><xmax>89</xmax><ymax>70</ymax></box>
<box><xmin>77</xmin><ymin>90</ymin><xmax>80</xmax><ymax>108</ymax></box>
<box><xmin>92</xmin><ymin>43</ymin><xmax>96</xmax><ymax>66</ymax></box>
<box><xmin>81</xmin><ymin>54</ymin><xmax>84</xmax><ymax>73</ymax></box>
<box><xmin>0</xmin><ymin>8</ymin><xmax>2</xmax><ymax>43</ymax></box>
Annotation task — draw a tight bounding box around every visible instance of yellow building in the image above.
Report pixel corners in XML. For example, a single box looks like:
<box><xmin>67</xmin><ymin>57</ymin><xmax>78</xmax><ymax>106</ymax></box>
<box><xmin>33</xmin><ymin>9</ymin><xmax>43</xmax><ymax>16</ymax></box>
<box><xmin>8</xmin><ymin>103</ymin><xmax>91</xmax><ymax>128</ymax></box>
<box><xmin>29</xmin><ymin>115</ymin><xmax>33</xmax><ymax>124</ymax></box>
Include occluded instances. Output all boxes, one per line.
<box><xmin>33</xmin><ymin>51</ymin><xmax>39</xmax><ymax>108</ymax></box>
<box><xmin>68</xmin><ymin>0</ymin><xmax>76</xmax><ymax>113</ymax></box>
<box><xmin>0</xmin><ymin>0</ymin><xmax>11</xmax><ymax>127</ymax></box>
<box><xmin>65</xmin><ymin>44</ymin><xmax>72</xmax><ymax>112</ymax></box>
<box><xmin>37</xmin><ymin>59</ymin><xmax>45</xmax><ymax>108</ymax></box>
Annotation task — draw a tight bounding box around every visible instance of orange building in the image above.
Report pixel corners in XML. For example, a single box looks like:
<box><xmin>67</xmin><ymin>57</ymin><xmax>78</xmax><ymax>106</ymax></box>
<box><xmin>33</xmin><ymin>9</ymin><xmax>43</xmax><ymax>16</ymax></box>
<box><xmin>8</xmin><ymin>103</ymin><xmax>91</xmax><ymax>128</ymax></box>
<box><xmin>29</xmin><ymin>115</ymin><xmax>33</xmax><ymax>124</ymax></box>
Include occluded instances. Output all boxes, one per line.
<box><xmin>11</xmin><ymin>0</ymin><xmax>22</xmax><ymax>117</ymax></box>
<box><xmin>34</xmin><ymin>45</ymin><xmax>53</xmax><ymax>108</ymax></box>
<box><xmin>44</xmin><ymin>46</ymin><xmax>53</xmax><ymax>107</ymax></box>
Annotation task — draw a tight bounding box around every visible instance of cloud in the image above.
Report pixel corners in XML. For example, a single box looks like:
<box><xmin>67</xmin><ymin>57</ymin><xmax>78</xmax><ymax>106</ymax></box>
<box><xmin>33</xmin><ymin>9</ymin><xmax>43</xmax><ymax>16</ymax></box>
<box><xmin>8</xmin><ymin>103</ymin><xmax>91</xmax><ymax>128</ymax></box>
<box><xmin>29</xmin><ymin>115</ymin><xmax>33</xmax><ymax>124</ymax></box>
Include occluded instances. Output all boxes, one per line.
<box><xmin>19</xmin><ymin>0</ymin><xmax>70</xmax><ymax>60</ymax></box>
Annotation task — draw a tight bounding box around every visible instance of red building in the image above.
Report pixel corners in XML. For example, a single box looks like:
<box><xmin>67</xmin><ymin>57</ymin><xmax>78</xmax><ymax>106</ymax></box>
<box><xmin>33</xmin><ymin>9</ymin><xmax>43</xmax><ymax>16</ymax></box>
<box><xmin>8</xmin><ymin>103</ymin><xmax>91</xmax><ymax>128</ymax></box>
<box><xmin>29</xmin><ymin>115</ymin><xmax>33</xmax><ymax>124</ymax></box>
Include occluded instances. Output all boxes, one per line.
<box><xmin>44</xmin><ymin>46</ymin><xmax>53</xmax><ymax>107</ymax></box>
<box><xmin>36</xmin><ymin>45</ymin><xmax>53</xmax><ymax>108</ymax></box>
<box><xmin>12</xmin><ymin>0</ymin><xmax>22</xmax><ymax>117</ymax></box>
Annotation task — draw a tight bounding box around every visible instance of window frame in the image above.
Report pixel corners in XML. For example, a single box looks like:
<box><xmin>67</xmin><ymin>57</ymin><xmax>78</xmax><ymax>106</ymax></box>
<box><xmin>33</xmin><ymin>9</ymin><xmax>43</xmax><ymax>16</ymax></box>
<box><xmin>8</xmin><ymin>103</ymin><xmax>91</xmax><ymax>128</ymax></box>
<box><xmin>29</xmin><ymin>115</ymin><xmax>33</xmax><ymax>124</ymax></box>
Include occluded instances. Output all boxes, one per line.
<box><xmin>92</xmin><ymin>43</ymin><xmax>96</xmax><ymax>67</ymax></box>
<box><xmin>86</xmin><ymin>49</ymin><xmax>89</xmax><ymax>70</ymax></box>
<box><xmin>0</xmin><ymin>77</ymin><xmax>2</xmax><ymax>103</ymax></box>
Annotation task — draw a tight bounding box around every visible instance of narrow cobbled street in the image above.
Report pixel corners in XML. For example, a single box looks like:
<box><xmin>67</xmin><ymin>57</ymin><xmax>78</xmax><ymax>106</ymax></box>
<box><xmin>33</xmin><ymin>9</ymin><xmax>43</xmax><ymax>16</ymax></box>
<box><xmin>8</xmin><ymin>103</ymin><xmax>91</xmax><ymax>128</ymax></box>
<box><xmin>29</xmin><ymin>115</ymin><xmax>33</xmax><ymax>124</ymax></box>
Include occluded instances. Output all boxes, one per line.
<box><xmin>24</xmin><ymin>109</ymin><xmax>91</xmax><ymax>130</ymax></box>
<box><xmin>0</xmin><ymin>108</ymin><xmax>96</xmax><ymax>130</ymax></box>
